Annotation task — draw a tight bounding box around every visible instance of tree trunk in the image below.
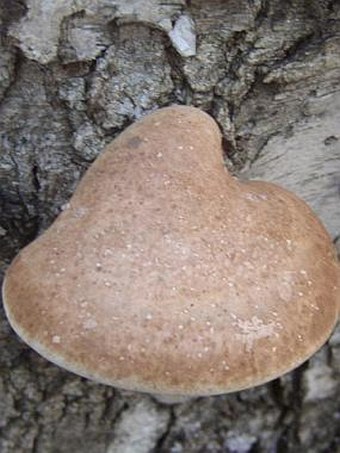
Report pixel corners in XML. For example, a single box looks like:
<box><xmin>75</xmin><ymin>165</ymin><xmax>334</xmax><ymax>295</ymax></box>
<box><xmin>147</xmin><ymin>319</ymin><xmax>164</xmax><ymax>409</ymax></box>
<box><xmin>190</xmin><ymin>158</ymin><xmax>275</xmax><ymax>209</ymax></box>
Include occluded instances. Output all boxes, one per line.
<box><xmin>0</xmin><ymin>1</ymin><xmax>339</xmax><ymax>452</ymax></box>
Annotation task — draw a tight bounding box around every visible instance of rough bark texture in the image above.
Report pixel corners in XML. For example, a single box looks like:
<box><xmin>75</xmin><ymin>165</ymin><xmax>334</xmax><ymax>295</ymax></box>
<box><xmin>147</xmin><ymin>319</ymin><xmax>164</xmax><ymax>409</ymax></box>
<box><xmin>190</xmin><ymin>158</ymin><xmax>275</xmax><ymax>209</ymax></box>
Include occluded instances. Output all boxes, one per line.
<box><xmin>0</xmin><ymin>1</ymin><xmax>339</xmax><ymax>452</ymax></box>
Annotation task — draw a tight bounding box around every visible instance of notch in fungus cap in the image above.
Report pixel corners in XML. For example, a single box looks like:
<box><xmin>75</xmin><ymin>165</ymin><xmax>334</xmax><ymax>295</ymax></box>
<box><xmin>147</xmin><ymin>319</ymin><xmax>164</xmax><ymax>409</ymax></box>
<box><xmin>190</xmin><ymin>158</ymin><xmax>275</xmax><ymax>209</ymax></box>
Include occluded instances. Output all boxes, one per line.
<box><xmin>2</xmin><ymin>106</ymin><xmax>340</xmax><ymax>400</ymax></box>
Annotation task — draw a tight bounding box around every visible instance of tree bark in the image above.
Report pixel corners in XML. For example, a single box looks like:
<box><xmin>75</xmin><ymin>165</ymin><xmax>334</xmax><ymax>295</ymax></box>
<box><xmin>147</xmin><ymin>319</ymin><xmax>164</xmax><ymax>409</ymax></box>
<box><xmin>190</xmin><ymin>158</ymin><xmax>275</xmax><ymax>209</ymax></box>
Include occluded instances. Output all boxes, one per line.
<box><xmin>0</xmin><ymin>1</ymin><xmax>339</xmax><ymax>452</ymax></box>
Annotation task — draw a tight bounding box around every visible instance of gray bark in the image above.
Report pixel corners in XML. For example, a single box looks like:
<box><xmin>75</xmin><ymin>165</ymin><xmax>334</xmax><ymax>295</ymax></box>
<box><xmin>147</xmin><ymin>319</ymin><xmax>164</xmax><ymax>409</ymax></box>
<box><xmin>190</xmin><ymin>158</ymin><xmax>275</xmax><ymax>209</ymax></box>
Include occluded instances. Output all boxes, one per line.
<box><xmin>0</xmin><ymin>0</ymin><xmax>339</xmax><ymax>452</ymax></box>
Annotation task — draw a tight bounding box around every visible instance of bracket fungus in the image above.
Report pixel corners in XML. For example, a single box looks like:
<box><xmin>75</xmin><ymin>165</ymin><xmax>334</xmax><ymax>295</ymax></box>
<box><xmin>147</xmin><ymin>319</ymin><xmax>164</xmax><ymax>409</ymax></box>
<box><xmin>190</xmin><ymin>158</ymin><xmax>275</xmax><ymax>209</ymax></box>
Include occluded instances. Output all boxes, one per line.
<box><xmin>2</xmin><ymin>106</ymin><xmax>340</xmax><ymax>400</ymax></box>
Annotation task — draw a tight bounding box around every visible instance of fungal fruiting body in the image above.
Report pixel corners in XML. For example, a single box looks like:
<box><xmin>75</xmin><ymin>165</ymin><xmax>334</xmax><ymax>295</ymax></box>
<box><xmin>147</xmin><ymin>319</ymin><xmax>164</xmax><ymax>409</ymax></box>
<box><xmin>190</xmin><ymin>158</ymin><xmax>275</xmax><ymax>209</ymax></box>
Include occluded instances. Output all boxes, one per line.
<box><xmin>2</xmin><ymin>106</ymin><xmax>339</xmax><ymax>398</ymax></box>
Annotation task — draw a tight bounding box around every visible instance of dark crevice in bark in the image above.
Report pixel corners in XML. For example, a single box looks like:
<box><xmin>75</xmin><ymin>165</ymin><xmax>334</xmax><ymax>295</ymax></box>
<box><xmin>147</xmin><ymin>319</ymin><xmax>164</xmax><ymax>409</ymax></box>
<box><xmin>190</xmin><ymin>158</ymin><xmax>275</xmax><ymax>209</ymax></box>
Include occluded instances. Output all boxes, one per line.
<box><xmin>254</xmin><ymin>0</ymin><xmax>271</xmax><ymax>27</ymax></box>
<box><xmin>32</xmin><ymin>165</ymin><xmax>41</xmax><ymax>192</ymax></box>
<box><xmin>0</xmin><ymin>0</ymin><xmax>27</xmax><ymax>34</ymax></box>
<box><xmin>100</xmin><ymin>391</ymin><xmax>119</xmax><ymax>423</ymax></box>
<box><xmin>103</xmin><ymin>400</ymin><xmax>131</xmax><ymax>449</ymax></box>
<box><xmin>289</xmin><ymin>364</ymin><xmax>309</xmax><ymax>447</ymax></box>
<box><xmin>2</xmin><ymin>148</ymin><xmax>40</xmax><ymax>252</ymax></box>
<box><xmin>152</xmin><ymin>406</ymin><xmax>176</xmax><ymax>452</ymax></box>
<box><xmin>162</xmin><ymin>37</ymin><xmax>195</xmax><ymax>106</ymax></box>
<box><xmin>0</xmin><ymin>45</ymin><xmax>24</xmax><ymax>107</ymax></box>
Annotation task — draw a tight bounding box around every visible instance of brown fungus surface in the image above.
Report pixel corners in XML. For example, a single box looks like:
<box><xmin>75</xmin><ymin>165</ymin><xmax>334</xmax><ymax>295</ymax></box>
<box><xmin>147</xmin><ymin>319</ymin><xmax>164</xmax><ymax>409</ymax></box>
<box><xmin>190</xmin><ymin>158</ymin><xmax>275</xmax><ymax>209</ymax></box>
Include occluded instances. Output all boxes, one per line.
<box><xmin>2</xmin><ymin>106</ymin><xmax>340</xmax><ymax>397</ymax></box>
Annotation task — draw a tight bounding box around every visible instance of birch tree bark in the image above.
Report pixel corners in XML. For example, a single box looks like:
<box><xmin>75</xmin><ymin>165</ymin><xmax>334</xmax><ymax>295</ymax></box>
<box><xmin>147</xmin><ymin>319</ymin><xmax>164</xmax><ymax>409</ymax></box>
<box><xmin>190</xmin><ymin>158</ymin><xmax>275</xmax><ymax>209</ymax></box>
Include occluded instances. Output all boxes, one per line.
<box><xmin>0</xmin><ymin>1</ymin><xmax>339</xmax><ymax>452</ymax></box>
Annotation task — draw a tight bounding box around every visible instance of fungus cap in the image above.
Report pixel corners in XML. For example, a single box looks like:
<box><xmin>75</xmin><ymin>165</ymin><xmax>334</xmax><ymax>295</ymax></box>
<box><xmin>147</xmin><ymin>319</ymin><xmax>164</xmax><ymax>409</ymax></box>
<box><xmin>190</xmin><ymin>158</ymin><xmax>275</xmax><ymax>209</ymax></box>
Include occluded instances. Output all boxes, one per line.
<box><xmin>2</xmin><ymin>106</ymin><xmax>340</xmax><ymax>398</ymax></box>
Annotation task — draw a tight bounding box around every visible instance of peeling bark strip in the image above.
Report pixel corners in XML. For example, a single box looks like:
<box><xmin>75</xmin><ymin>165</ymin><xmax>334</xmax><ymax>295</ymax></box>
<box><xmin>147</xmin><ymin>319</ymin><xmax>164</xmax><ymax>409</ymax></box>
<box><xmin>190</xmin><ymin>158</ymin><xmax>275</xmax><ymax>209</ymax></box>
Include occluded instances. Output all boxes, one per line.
<box><xmin>245</xmin><ymin>91</ymin><xmax>340</xmax><ymax>239</ymax></box>
<box><xmin>0</xmin><ymin>1</ymin><xmax>339</xmax><ymax>452</ymax></box>
<box><xmin>8</xmin><ymin>0</ymin><xmax>195</xmax><ymax>62</ymax></box>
